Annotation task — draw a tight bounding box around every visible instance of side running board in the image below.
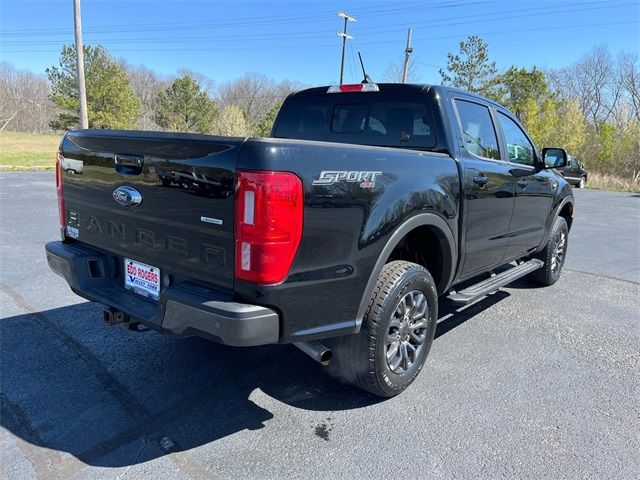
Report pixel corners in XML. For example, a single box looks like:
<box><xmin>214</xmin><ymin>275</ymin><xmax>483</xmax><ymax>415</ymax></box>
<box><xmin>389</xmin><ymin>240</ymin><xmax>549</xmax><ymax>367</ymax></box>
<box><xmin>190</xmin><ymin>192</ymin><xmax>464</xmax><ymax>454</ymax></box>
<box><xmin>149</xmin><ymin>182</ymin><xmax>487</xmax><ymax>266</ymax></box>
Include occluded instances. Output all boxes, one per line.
<box><xmin>447</xmin><ymin>259</ymin><xmax>544</xmax><ymax>305</ymax></box>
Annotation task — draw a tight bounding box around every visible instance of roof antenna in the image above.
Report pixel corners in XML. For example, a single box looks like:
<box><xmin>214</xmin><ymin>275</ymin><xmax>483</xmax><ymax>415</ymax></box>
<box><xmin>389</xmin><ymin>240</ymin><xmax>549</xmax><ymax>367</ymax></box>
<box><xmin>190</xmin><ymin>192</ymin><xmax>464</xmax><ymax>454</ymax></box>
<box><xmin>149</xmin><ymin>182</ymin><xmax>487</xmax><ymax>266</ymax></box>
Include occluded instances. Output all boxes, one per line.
<box><xmin>358</xmin><ymin>51</ymin><xmax>373</xmax><ymax>84</ymax></box>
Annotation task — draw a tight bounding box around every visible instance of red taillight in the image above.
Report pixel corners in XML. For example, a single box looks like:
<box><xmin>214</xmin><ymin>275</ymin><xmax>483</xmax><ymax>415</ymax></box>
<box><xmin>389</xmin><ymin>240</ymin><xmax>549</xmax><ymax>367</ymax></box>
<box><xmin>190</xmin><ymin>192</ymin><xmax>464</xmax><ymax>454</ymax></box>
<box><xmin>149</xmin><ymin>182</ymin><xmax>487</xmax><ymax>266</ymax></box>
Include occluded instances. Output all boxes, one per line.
<box><xmin>235</xmin><ymin>170</ymin><xmax>303</xmax><ymax>284</ymax></box>
<box><xmin>55</xmin><ymin>151</ymin><xmax>66</xmax><ymax>228</ymax></box>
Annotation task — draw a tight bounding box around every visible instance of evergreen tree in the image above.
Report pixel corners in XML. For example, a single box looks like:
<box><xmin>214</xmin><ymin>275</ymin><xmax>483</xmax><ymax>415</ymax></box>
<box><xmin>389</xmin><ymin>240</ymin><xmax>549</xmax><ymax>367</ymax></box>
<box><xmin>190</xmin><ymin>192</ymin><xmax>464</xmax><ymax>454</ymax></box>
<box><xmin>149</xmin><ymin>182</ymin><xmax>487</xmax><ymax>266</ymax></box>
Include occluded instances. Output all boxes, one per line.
<box><xmin>46</xmin><ymin>45</ymin><xmax>140</xmax><ymax>130</ymax></box>
<box><xmin>439</xmin><ymin>36</ymin><xmax>497</xmax><ymax>96</ymax></box>
<box><xmin>154</xmin><ymin>75</ymin><xmax>217</xmax><ymax>133</ymax></box>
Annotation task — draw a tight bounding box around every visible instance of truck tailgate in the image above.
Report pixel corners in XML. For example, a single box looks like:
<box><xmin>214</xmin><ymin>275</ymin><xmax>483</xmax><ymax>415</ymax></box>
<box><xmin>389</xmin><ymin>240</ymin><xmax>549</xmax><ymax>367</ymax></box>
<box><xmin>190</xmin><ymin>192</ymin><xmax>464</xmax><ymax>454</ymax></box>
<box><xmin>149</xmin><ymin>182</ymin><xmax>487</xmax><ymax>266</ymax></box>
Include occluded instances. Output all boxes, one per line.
<box><xmin>59</xmin><ymin>130</ymin><xmax>243</xmax><ymax>292</ymax></box>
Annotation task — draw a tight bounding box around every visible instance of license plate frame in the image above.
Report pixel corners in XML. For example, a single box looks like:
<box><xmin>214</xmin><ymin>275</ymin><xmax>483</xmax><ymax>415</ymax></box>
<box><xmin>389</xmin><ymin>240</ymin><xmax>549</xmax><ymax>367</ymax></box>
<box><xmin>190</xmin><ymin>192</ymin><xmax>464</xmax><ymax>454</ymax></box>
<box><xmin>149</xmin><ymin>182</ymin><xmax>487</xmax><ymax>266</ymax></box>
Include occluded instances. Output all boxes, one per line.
<box><xmin>124</xmin><ymin>258</ymin><xmax>161</xmax><ymax>301</ymax></box>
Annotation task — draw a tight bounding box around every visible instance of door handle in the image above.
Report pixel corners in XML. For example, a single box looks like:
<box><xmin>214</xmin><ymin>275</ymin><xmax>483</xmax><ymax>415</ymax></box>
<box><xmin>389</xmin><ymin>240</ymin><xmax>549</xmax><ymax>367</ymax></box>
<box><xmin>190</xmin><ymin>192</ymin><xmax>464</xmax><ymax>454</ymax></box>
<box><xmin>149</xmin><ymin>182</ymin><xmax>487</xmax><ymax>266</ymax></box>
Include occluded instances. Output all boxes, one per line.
<box><xmin>472</xmin><ymin>175</ymin><xmax>489</xmax><ymax>186</ymax></box>
<box><xmin>115</xmin><ymin>153</ymin><xmax>144</xmax><ymax>168</ymax></box>
<box><xmin>114</xmin><ymin>153</ymin><xmax>144</xmax><ymax>175</ymax></box>
<box><xmin>517</xmin><ymin>180</ymin><xmax>528</xmax><ymax>188</ymax></box>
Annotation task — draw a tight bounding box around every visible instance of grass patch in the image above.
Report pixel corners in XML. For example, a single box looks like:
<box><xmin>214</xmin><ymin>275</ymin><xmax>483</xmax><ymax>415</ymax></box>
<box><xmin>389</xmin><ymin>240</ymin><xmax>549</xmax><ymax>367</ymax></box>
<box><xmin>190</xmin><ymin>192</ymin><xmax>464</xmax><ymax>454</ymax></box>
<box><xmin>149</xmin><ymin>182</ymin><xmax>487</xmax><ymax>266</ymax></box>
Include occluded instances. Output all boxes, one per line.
<box><xmin>1</xmin><ymin>130</ymin><xmax>639</xmax><ymax>195</ymax></box>
<box><xmin>586</xmin><ymin>172</ymin><xmax>640</xmax><ymax>193</ymax></box>
<box><xmin>0</xmin><ymin>131</ymin><xmax>61</xmax><ymax>170</ymax></box>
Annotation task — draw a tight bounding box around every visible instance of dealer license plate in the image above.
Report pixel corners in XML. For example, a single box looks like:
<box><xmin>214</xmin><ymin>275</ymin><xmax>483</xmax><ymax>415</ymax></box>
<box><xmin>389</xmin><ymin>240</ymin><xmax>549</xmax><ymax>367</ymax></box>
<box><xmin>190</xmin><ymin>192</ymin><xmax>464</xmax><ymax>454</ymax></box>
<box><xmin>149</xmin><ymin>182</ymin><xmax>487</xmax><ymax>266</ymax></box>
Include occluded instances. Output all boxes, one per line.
<box><xmin>124</xmin><ymin>258</ymin><xmax>160</xmax><ymax>301</ymax></box>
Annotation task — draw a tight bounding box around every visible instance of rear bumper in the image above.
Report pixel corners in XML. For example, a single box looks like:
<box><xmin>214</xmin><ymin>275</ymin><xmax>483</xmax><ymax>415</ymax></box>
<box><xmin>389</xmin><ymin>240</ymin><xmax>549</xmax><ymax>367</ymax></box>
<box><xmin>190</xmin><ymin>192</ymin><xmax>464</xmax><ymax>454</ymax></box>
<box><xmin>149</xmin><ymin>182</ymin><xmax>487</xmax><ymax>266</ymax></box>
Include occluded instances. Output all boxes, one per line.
<box><xmin>45</xmin><ymin>241</ymin><xmax>280</xmax><ymax>346</ymax></box>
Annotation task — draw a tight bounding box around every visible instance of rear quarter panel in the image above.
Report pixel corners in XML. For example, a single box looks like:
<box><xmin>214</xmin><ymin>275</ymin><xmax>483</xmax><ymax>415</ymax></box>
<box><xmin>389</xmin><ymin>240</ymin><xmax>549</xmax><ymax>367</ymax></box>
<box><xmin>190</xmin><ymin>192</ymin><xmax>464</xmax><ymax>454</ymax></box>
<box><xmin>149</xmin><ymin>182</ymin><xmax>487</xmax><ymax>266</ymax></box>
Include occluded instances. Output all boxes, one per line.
<box><xmin>236</xmin><ymin>137</ymin><xmax>460</xmax><ymax>342</ymax></box>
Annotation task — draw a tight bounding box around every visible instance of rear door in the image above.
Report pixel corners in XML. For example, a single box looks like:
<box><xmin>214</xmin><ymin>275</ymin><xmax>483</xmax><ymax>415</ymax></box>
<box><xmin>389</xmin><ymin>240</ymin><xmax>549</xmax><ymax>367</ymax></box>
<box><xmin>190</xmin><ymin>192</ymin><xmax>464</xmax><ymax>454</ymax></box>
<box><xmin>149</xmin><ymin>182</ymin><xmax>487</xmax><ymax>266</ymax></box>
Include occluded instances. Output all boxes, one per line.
<box><xmin>452</xmin><ymin>98</ymin><xmax>515</xmax><ymax>277</ymax></box>
<box><xmin>494</xmin><ymin>111</ymin><xmax>553</xmax><ymax>259</ymax></box>
<box><xmin>59</xmin><ymin>130</ymin><xmax>242</xmax><ymax>291</ymax></box>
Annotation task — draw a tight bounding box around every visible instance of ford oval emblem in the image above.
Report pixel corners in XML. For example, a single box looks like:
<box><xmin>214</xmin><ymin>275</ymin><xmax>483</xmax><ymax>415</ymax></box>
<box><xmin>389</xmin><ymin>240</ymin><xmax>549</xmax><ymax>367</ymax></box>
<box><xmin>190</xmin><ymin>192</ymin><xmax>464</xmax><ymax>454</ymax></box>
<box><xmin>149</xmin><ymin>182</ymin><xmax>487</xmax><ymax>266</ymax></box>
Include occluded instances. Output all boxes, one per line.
<box><xmin>113</xmin><ymin>186</ymin><xmax>142</xmax><ymax>207</ymax></box>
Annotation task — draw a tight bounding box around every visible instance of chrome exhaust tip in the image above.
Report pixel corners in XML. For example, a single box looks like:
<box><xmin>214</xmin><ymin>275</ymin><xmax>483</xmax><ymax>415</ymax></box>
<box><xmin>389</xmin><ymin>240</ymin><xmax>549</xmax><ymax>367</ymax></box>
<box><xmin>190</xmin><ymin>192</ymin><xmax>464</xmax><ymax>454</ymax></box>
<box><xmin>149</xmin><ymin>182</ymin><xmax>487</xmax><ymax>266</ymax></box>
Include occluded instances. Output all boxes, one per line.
<box><xmin>294</xmin><ymin>341</ymin><xmax>332</xmax><ymax>365</ymax></box>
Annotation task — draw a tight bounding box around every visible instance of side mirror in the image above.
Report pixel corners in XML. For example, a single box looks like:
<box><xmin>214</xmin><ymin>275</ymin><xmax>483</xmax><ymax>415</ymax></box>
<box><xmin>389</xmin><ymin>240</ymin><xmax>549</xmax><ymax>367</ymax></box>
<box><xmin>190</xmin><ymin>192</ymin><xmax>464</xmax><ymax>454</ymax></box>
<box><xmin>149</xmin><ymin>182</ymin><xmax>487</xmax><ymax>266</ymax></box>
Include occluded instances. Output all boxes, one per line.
<box><xmin>542</xmin><ymin>147</ymin><xmax>568</xmax><ymax>169</ymax></box>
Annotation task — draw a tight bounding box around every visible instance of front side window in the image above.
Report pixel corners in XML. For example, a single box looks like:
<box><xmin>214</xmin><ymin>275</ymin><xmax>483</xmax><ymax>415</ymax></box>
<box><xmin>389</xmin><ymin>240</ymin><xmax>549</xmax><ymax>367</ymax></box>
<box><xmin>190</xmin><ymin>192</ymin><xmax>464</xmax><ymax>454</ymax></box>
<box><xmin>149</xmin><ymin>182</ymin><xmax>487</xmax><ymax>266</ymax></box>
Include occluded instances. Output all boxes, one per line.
<box><xmin>454</xmin><ymin>99</ymin><xmax>500</xmax><ymax>160</ymax></box>
<box><xmin>497</xmin><ymin>112</ymin><xmax>536</xmax><ymax>167</ymax></box>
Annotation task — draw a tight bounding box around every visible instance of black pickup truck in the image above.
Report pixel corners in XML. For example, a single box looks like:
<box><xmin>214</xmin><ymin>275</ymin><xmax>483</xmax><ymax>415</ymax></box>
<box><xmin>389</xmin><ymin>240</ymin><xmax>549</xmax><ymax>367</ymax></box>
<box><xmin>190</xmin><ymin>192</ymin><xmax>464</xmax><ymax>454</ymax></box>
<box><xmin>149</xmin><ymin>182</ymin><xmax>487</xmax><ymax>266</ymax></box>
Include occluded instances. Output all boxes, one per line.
<box><xmin>46</xmin><ymin>83</ymin><xmax>574</xmax><ymax>397</ymax></box>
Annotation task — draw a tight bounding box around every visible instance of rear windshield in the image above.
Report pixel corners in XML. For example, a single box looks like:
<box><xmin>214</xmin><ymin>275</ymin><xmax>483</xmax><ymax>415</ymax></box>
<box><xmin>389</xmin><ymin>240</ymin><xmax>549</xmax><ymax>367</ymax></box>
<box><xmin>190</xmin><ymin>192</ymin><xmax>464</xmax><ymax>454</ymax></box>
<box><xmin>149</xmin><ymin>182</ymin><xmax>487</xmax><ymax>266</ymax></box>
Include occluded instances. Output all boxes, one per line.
<box><xmin>273</xmin><ymin>92</ymin><xmax>436</xmax><ymax>149</ymax></box>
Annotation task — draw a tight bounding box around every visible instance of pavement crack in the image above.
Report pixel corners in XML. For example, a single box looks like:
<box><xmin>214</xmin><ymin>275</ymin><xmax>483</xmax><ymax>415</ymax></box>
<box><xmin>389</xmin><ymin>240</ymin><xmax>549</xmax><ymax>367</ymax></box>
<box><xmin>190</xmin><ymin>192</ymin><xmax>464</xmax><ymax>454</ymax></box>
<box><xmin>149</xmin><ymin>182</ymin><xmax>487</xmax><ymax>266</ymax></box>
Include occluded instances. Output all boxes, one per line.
<box><xmin>74</xmin><ymin>347</ymin><xmax>287</xmax><ymax>464</ymax></box>
<box><xmin>564</xmin><ymin>268</ymin><xmax>639</xmax><ymax>285</ymax></box>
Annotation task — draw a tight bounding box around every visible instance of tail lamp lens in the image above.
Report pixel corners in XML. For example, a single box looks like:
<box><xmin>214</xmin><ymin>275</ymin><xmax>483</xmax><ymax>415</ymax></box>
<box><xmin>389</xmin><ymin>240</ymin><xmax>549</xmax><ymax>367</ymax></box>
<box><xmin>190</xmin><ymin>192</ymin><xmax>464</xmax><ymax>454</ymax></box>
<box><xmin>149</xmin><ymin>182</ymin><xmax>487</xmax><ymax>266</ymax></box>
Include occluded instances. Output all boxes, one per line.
<box><xmin>56</xmin><ymin>151</ymin><xmax>66</xmax><ymax>228</ymax></box>
<box><xmin>235</xmin><ymin>170</ymin><xmax>303</xmax><ymax>284</ymax></box>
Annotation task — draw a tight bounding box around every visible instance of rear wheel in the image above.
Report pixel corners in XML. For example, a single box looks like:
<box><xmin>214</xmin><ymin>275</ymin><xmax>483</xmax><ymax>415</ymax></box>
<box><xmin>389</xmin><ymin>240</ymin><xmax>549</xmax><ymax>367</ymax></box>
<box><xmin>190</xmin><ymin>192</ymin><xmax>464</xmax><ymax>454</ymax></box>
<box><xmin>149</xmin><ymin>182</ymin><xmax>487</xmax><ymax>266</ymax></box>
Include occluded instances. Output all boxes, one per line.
<box><xmin>324</xmin><ymin>261</ymin><xmax>438</xmax><ymax>397</ymax></box>
<box><xmin>529</xmin><ymin>216</ymin><xmax>568</xmax><ymax>286</ymax></box>
<box><xmin>578</xmin><ymin>176</ymin><xmax>586</xmax><ymax>188</ymax></box>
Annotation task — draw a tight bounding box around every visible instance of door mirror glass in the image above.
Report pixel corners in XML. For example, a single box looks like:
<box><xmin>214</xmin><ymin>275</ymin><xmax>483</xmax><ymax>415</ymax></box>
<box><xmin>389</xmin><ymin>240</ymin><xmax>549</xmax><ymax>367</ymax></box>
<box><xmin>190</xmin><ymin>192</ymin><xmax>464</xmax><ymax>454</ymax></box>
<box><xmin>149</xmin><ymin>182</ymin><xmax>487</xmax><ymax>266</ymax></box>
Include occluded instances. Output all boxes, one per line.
<box><xmin>542</xmin><ymin>147</ymin><xmax>568</xmax><ymax>168</ymax></box>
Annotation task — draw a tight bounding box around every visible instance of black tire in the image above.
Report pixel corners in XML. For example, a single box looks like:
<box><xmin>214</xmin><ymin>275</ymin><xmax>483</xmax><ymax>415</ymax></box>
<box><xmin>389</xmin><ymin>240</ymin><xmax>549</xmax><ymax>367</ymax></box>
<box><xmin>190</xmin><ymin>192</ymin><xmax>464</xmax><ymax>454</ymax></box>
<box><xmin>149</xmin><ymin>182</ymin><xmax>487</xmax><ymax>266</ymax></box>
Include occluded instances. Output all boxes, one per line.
<box><xmin>529</xmin><ymin>216</ymin><xmax>568</xmax><ymax>286</ymax></box>
<box><xmin>578</xmin><ymin>176</ymin><xmax>586</xmax><ymax>188</ymax></box>
<box><xmin>324</xmin><ymin>261</ymin><xmax>438</xmax><ymax>397</ymax></box>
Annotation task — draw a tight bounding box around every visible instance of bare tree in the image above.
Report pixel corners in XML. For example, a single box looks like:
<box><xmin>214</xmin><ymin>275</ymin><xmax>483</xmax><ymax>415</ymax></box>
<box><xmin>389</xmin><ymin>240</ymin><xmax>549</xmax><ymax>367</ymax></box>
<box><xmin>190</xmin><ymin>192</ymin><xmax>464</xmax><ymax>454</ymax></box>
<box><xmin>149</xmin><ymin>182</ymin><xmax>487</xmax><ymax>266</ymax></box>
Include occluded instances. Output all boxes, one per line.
<box><xmin>0</xmin><ymin>62</ymin><xmax>58</xmax><ymax>133</ymax></box>
<box><xmin>381</xmin><ymin>58</ymin><xmax>419</xmax><ymax>83</ymax></box>
<box><xmin>126</xmin><ymin>64</ymin><xmax>169</xmax><ymax>130</ymax></box>
<box><xmin>618</xmin><ymin>52</ymin><xmax>640</xmax><ymax>122</ymax></box>
<box><xmin>548</xmin><ymin>46</ymin><xmax>620</xmax><ymax>131</ymax></box>
<box><xmin>216</xmin><ymin>73</ymin><xmax>301</xmax><ymax>130</ymax></box>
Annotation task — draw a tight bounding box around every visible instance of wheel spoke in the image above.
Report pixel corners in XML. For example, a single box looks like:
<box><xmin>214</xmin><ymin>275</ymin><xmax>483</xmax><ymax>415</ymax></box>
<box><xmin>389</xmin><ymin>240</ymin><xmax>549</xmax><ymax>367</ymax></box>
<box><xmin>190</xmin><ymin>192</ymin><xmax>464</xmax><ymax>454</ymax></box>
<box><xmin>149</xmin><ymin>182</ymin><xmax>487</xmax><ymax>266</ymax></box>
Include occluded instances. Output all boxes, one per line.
<box><xmin>400</xmin><ymin>343</ymin><xmax>409</xmax><ymax>370</ymax></box>
<box><xmin>407</xmin><ymin>291</ymin><xmax>418</xmax><ymax>318</ymax></box>
<box><xmin>387</xmin><ymin>341</ymin><xmax>400</xmax><ymax>360</ymax></box>
<box><xmin>410</xmin><ymin>330</ymin><xmax>426</xmax><ymax>344</ymax></box>
<box><xmin>396</xmin><ymin>297</ymin><xmax>407</xmax><ymax>318</ymax></box>
<box><xmin>387</xmin><ymin>331</ymin><xmax>400</xmax><ymax>344</ymax></box>
<box><xmin>388</xmin><ymin>348</ymin><xmax>402</xmax><ymax>371</ymax></box>
<box><xmin>411</xmin><ymin>318</ymin><xmax>429</xmax><ymax>330</ymax></box>
<box><xmin>412</xmin><ymin>302</ymin><xmax>427</xmax><ymax>320</ymax></box>
<box><xmin>405</xmin><ymin>343</ymin><xmax>417</xmax><ymax>362</ymax></box>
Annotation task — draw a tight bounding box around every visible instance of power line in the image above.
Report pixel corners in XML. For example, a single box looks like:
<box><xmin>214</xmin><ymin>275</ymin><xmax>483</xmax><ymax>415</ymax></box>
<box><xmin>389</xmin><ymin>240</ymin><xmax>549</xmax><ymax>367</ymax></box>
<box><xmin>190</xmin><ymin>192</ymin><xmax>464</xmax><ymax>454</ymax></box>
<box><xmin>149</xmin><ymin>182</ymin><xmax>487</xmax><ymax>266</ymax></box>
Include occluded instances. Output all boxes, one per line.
<box><xmin>2</xmin><ymin>19</ymin><xmax>635</xmax><ymax>54</ymax></box>
<box><xmin>0</xmin><ymin>0</ymin><xmax>466</xmax><ymax>36</ymax></box>
<box><xmin>6</xmin><ymin>0</ymin><xmax>619</xmax><ymax>39</ymax></box>
<box><xmin>2</xmin><ymin>0</ymin><xmax>632</xmax><ymax>48</ymax></box>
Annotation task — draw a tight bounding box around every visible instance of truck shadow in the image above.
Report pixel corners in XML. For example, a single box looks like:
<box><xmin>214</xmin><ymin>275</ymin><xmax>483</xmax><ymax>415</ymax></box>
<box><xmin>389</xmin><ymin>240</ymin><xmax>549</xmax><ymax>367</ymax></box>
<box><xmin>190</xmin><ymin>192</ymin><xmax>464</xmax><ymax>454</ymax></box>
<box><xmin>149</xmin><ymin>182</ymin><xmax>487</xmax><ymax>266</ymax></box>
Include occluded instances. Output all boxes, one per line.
<box><xmin>1</xmin><ymin>292</ymin><xmax>508</xmax><ymax>469</ymax></box>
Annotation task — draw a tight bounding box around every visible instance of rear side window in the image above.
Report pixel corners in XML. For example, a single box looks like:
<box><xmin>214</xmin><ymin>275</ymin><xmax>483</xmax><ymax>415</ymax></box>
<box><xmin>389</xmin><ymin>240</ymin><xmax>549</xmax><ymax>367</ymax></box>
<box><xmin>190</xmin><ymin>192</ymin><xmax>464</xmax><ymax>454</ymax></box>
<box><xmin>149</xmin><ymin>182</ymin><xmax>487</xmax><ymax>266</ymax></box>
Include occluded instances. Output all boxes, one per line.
<box><xmin>454</xmin><ymin>99</ymin><xmax>500</xmax><ymax>160</ymax></box>
<box><xmin>274</xmin><ymin>94</ymin><xmax>436</xmax><ymax>149</ymax></box>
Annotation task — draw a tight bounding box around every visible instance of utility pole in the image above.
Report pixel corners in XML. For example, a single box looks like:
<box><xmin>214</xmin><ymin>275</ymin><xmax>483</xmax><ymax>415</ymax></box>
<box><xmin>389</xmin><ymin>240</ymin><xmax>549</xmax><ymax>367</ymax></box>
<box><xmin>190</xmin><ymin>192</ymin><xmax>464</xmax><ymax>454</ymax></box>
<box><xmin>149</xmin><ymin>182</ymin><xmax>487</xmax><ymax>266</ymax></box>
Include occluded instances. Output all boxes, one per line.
<box><xmin>401</xmin><ymin>27</ymin><xmax>413</xmax><ymax>84</ymax></box>
<box><xmin>73</xmin><ymin>0</ymin><xmax>88</xmax><ymax>128</ymax></box>
<box><xmin>336</xmin><ymin>12</ymin><xmax>356</xmax><ymax>84</ymax></box>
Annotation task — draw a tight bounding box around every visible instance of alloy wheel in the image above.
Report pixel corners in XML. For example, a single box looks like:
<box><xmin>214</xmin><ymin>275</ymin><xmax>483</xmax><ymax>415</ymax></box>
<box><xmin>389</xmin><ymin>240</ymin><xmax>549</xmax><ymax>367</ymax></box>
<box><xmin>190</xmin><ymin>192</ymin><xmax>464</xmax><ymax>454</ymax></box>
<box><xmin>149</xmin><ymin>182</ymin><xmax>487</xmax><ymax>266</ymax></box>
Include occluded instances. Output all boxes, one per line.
<box><xmin>551</xmin><ymin>231</ymin><xmax>567</xmax><ymax>274</ymax></box>
<box><xmin>386</xmin><ymin>290</ymin><xmax>429</xmax><ymax>374</ymax></box>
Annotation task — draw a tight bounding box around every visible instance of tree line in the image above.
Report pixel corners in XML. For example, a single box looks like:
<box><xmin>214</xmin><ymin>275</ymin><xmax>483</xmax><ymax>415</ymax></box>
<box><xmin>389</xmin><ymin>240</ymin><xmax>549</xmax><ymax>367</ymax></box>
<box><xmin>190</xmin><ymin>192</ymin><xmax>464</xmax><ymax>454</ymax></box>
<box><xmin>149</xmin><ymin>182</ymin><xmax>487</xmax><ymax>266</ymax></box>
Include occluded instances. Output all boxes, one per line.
<box><xmin>438</xmin><ymin>36</ymin><xmax>639</xmax><ymax>180</ymax></box>
<box><xmin>1</xmin><ymin>38</ymin><xmax>638</xmax><ymax>179</ymax></box>
<box><xmin>1</xmin><ymin>45</ymin><xmax>301</xmax><ymax>138</ymax></box>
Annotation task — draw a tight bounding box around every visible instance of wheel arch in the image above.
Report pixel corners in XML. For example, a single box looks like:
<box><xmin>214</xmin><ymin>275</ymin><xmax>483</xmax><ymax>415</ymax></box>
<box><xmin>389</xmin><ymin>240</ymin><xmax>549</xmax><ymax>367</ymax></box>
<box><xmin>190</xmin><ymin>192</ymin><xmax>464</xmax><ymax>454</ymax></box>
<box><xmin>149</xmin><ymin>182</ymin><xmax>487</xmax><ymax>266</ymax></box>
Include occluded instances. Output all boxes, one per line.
<box><xmin>355</xmin><ymin>213</ymin><xmax>456</xmax><ymax>330</ymax></box>
<box><xmin>558</xmin><ymin>198</ymin><xmax>574</xmax><ymax>231</ymax></box>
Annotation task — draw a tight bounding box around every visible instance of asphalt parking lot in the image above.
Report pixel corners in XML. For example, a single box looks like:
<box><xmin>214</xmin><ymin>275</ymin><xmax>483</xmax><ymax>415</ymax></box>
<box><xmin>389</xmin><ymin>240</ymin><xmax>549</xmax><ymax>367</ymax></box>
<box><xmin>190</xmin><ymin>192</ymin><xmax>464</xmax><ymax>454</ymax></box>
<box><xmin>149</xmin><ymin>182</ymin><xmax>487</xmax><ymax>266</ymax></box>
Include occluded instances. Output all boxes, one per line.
<box><xmin>1</xmin><ymin>172</ymin><xmax>639</xmax><ymax>479</ymax></box>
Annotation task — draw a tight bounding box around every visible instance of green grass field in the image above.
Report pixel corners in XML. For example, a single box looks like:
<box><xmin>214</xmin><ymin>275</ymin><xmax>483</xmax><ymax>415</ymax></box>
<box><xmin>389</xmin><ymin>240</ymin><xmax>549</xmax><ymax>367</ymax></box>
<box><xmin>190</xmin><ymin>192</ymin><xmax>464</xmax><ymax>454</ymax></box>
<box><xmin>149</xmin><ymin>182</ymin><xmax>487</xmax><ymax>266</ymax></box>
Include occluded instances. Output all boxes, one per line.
<box><xmin>0</xmin><ymin>131</ymin><xmax>61</xmax><ymax>170</ymax></box>
<box><xmin>1</xmin><ymin>130</ymin><xmax>638</xmax><ymax>192</ymax></box>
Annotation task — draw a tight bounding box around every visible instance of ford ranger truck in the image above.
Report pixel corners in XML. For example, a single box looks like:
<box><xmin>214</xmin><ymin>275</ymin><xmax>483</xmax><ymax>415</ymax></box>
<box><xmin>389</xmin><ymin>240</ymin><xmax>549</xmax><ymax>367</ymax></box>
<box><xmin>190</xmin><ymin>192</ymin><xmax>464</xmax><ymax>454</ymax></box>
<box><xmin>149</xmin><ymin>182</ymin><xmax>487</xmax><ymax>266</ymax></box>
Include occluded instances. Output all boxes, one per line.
<box><xmin>45</xmin><ymin>83</ymin><xmax>574</xmax><ymax>397</ymax></box>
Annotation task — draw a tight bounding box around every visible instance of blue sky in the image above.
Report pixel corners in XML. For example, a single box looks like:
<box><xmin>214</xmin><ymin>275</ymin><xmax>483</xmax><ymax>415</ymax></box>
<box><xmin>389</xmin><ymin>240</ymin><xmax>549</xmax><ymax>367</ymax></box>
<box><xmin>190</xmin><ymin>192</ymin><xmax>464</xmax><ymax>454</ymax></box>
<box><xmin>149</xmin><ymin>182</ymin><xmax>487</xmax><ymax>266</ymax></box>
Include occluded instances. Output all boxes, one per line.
<box><xmin>1</xmin><ymin>0</ymin><xmax>639</xmax><ymax>86</ymax></box>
